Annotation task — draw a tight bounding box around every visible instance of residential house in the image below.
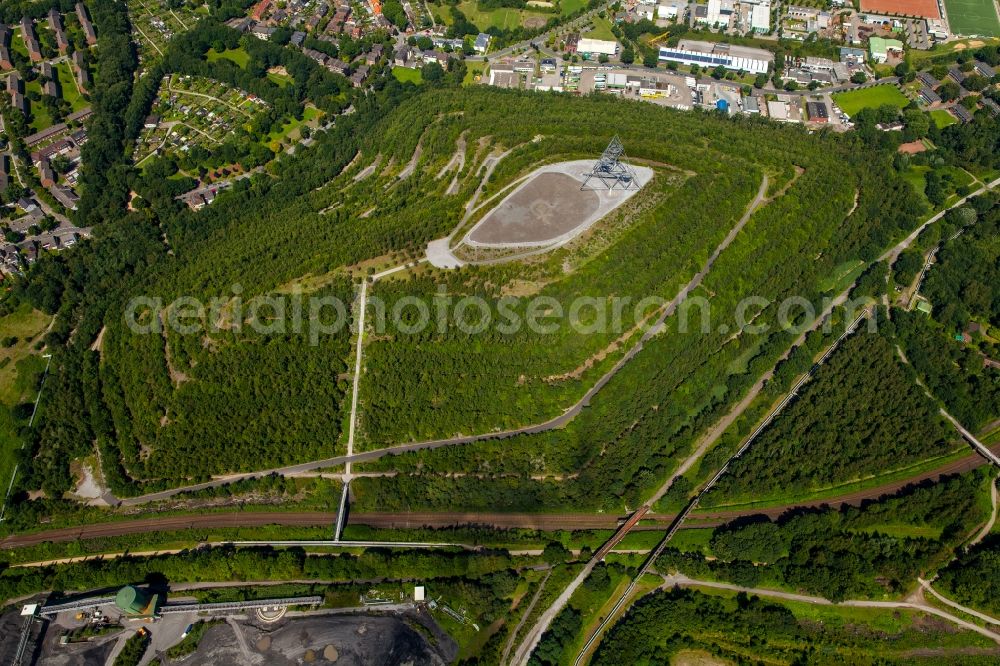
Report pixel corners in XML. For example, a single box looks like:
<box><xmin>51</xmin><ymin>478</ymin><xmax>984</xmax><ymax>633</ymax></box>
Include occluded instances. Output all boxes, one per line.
<box><xmin>7</xmin><ymin>70</ymin><xmax>23</xmax><ymax>94</ymax></box>
<box><xmin>8</xmin><ymin>82</ymin><xmax>27</xmax><ymax>114</ymax></box>
<box><xmin>974</xmin><ymin>61</ymin><xmax>995</xmax><ymax>79</ymax></box>
<box><xmin>951</xmin><ymin>104</ymin><xmax>973</xmax><ymax>123</ymax></box>
<box><xmin>350</xmin><ymin>64</ymin><xmax>369</xmax><ymax>87</ymax></box>
<box><xmin>393</xmin><ymin>46</ymin><xmax>412</xmax><ymax>67</ymax></box>
<box><xmin>326</xmin><ymin>58</ymin><xmax>349</xmax><ymax>75</ymax></box>
<box><xmin>290</xmin><ymin>31</ymin><xmax>307</xmax><ymax>46</ymax></box>
<box><xmin>76</xmin><ymin>2</ymin><xmax>98</xmax><ymax>46</ymax></box>
<box><xmin>364</xmin><ymin>43</ymin><xmax>384</xmax><ymax>64</ymax></box>
<box><xmin>40</xmin><ymin>62</ymin><xmax>58</xmax><ymax>97</ymax></box>
<box><xmin>252</xmin><ymin>25</ymin><xmax>277</xmax><ymax>40</ymax></box>
<box><xmin>39</xmin><ymin>159</ymin><xmax>55</xmax><ymax>187</ymax></box>
<box><xmin>50</xmin><ymin>185</ymin><xmax>79</xmax><ymax>210</ymax></box>
<box><xmin>0</xmin><ymin>24</ymin><xmax>11</xmax><ymax>70</ymax></box>
<box><xmin>226</xmin><ymin>17</ymin><xmax>255</xmax><ymax>32</ymax></box>
<box><xmin>73</xmin><ymin>49</ymin><xmax>91</xmax><ymax>93</ymax></box>
<box><xmin>66</xmin><ymin>107</ymin><xmax>92</xmax><ymax>124</ymax></box>
<box><xmin>421</xmin><ymin>50</ymin><xmax>451</xmax><ymax>66</ymax></box>
<box><xmin>918</xmin><ymin>85</ymin><xmax>940</xmax><ymax>105</ymax></box>
<box><xmin>49</xmin><ymin>9</ymin><xmax>69</xmax><ymax>54</ymax></box>
<box><xmin>474</xmin><ymin>33</ymin><xmax>491</xmax><ymax>54</ymax></box>
<box><xmin>303</xmin><ymin>47</ymin><xmax>328</xmax><ymax>65</ymax></box>
<box><xmin>20</xmin><ymin>17</ymin><xmax>41</xmax><ymax>62</ymax></box>
<box><xmin>251</xmin><ymin>0</ymin><xmax>273</xmax><ymax>21</ymax></box>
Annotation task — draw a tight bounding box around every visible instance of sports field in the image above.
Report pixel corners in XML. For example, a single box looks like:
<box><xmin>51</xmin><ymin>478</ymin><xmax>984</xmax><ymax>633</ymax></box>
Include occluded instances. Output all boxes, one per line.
<box><xmin>832</xmin><ymin>85</ymin><xmax>909</xmax><ymax>116</ymax></box>
<box><xmin>860</xmin><ymin>0</ymin><xmax>939</xmax><ymax>18</ymax></box>
<box><xmin>945</xmin><ymin>0</ymin><xmax>1000</xmax><ymax>36</ymax></box>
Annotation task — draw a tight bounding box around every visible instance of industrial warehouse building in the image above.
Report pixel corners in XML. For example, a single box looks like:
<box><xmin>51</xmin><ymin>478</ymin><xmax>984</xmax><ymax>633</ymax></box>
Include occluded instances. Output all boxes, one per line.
<box><xmin>577</xmin><ymin>37</ymin><xmax>618</xmax><ymax>58</ymax></box>
<box><xmin>659</xmin><ymin>40</ymin><xmax>772</xmax><ymax>74</ymax></box>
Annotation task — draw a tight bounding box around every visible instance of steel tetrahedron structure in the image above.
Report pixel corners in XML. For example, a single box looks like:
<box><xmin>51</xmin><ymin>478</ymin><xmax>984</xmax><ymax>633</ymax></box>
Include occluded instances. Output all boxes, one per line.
<box><xmin>581</xmin><ymin>136</ymin><xmax>638</xmax><ymax>191</ymax></box>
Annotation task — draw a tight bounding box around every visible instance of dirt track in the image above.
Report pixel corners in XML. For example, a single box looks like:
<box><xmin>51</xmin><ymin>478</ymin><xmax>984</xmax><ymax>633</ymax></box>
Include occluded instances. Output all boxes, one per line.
<box><xmin>696</xmin><ymin>441</ymin><xmax>1000</xmax><ymax>520</ymax></box>
<box><xmin>2</xmin><ymin>441</ymin><xmax>997</xmax><ymax>551</ymax></box>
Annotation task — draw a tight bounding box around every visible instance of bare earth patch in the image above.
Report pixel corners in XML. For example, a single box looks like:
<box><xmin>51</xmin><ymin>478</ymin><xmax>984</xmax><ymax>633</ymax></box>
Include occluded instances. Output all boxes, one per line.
<box><xmin>464</xmin><ymin>159</ymin><xmax>652</xmax><ymax>249</ymax></box>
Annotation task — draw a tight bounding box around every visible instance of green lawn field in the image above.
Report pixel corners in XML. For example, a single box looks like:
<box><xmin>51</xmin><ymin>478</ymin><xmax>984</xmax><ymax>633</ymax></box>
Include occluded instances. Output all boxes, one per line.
<box><xmin>392</xmin><ymin>66</ymin><xmax>423</xmax><ymax>84</ymax></box>
<box><xmin>435</xmin><ymin>1</ymin><xmax>551</xmax><ymax>30</ymax></box>
<box><xmin>585</xmin><ymin>15</ymin><xmax>617</xmax><ymax>40</ymax></box>
<box><xmin>464</xmin><ymin>61</ymin><xmax>487</xmax><ymax>85</ymax></box>
<box><xmin>945</xmin><ymin>0</ymin><xmax>1000</xmax><ymax>36</ymax></box>
<box><xmin>54</xmin><ymin>62</ymin><xmax>88</xmax><ymax>111</ymax></box>
<box><xmin>266</xmin><ymin>71</ymin><xmax>294</xmax><ymax>87</ymax></box>
<box><xmin>832</xmin><ymin>85</ymin><xmax>909</xmax><ymax>116</ymax></box>
<box><xmin>207</xmin><ymin>47</ymin><xmax>250</xmax><ymax>68</ymax></box>
<box><xmin>0</xmin><ymin>304</ymin><xmax>50</xmax><ymax>494</ymax></box>
<box><xmin>930</xmin><ymin>108</ymin><xmax>957</xmax><ymax>128</ymax></box>
<box><xmin>266</xmin><ymin>105</ymin><xmax>323</xmax><ymax>151</ymax></box>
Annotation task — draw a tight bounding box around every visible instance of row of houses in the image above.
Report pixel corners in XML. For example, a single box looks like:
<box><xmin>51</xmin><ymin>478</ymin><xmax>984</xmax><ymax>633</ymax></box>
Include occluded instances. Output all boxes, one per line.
<box><xmin>0</xmin><ymin>24</ymin><xmax>11</xmax><ymax>70</ymax></box>
<box><xmin>49</xmin><ymin>9</ymin><xmax>69</xmax><ymax>54</ymax></box>
<box><xmin>24</xmin><ymin>107</ymin><xmax>92</xmax><ymax>147</ymax></box>
<box><xmin>7</xmin><ymin>71</ymin><xmax>27</xmax><ymax>115</ymax></box>
<box><xmin>6</xmin><ymin>4</ymin><xmax>96</xmax><ymax>63</ymax></box>
<box><xmin>73</xmin><ymin>49</ymin><xmax>90</xmax><ymax>93</ymax></box>
<box><xmin>77</xmin><ymin>2</ymin><xmax>97</xmax><ymax>46</ymax></box>
<box><xmin>20</xmin><ymin>16</ymin><xmax>41</xmax><ymax>62</ymax></box>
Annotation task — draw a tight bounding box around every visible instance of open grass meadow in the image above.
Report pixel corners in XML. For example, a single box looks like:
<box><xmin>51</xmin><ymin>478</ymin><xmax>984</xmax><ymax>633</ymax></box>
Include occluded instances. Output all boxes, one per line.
<box><xmin>266</xmin><ymin>105</ymin><xmax>323</xmax><ymax>151</ymax></box>
<box><xmin>930</xmin><ymin>108</ymin><xmax>958</xmax><ymax>128</ymax></box>
<box><xmin>392</xmin><ymin>66</ymin><xmax>423</xmax><ymax>85</ymax></box>
<box><xmin>435</xmin><ymin>1</ymin><xmax>552</xmax><ymax>30</ymax></box>
<box><xmin>207</xmin><ymin>47</ymin><xmax>250</xmax><ymax>68</ymax></box>
<box><xmin>0</xmin><ymin>303</ymin><xmax>50</xmax><ymax>498</ymax></box>
<box><xmin>945</xmin><ymin>0</ymin><xmax>1000</xmax><ymax>37</ymax></box>
<box><xmin>464</xmin><ymin>60</ymin><xmax>487</xmax><ymax>85</ymax></box>
<box><xmin>55</xmin><ymin>61</ymin><xmax>88</xmax><ymax>112</ymax></box>
<box><xmin>832</xmin><ymin>85</ymin><xmax>909</xmax><ymax>116</ymax></box>
<box><xmin>560</xmin><ymin>0</ymin><xmax>587</xmax><ymax>14</ymax></box>
<box><xmin>0</xmin><ymin>304</ymin><xmax>50</xmax><ymax>406</ymax></box>
<box><xmin>584</xmin><ymin>15</ymin><xmax>617</xmax><ymax>41</ymax></box>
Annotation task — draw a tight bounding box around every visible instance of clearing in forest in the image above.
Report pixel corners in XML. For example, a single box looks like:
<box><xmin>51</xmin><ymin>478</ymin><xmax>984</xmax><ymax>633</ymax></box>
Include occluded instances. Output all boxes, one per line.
<box><xmin>465</xmin><ymin>160</ymin><xmax>653</xmax><ymax>248</ymax></box>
